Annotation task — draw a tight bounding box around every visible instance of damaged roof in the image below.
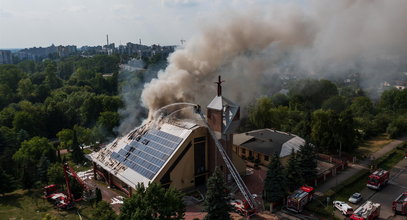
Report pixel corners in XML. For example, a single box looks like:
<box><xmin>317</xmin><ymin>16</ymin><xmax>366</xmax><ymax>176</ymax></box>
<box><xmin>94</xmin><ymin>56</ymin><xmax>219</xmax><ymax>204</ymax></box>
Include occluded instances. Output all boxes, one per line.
<box><xmin>90</xmin><ymin>121</ymin><xmax>199</xmax><ymax>188</ymax></box>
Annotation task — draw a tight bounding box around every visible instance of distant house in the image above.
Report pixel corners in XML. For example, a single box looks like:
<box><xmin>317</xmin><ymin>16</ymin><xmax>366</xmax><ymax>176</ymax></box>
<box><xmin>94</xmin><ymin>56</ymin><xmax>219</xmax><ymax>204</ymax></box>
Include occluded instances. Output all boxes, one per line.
<box><xmin>233</xmin><ymin>129</ymin><xmax>305</xmax><ymax>165</ymax></box>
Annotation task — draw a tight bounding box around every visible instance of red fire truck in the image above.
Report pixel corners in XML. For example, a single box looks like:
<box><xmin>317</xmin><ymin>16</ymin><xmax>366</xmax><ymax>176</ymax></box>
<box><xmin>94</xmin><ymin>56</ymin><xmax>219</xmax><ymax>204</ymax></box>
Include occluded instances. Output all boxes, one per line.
<box><xmin>367</xmin><ymin>169</ymin><xmax>389</xmax><ymax>190</ymax></box>
<box><xmin>286</xmin><ymin>186</ymin><xmax>314</xmax><ymax>213</ymax></box>
<box><xmin>230</xmin><ymin>199</ymin><xmax>256</xmax><ymax>216</ymax></box>
<box><xmin>43</xmin><ymin>163</ymin><xmax>92</xmax><ymax>209</ymax></box>
<box><xmin>350</xmin><ymin>200</ymin><xmax>380</xmax><ymax>220</ymax></box>
<box><xmin>393</xmin><ymin>192</ymin><xmax>407</xmax><ymax>215</ymax></box>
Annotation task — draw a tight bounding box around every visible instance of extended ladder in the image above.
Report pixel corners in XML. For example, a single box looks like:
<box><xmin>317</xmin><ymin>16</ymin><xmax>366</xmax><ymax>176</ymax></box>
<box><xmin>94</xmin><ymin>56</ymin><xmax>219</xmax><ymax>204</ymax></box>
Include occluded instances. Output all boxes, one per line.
<box><xmin>194</xmin><ymin>105</ymin><xmax>256</xmax><ymax>210</ymax></box>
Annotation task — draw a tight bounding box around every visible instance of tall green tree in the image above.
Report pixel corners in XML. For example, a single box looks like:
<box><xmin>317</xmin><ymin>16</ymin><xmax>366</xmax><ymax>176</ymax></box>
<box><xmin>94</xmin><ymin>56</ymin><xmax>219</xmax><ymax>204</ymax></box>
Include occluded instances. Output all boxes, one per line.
<box><xmin>71</xmin><ymin>130</ymin><xmax>84</xmax><ymax>164</ymax></box>
<box><xmin>311</xmin><ymin>109</ymin><xmax>338</xmax><ymax>153</ymax></box>
<box><xmin>337</xmin><ymin>109</ymin><xmax>357</xmax><ymax>153</ymax></box>
<box><xmin>37</xmin><ymin>154</ymin><xmax>51</xmax><ymax>184</ymax></box>
<box><xmin>285</xmin><ymin>149</ymin><xmax>303</xmax><ymax>192</ymax></box>
<box><xmin>91</xmin><ymin>201</ymin><xmax>117</xmax><ymax>220</ymax></box>
<box><xmin>298</xmin><ymin>143</ymin><xmax>317</xmax><ymax>185</ymax></box>
<box><xmin>120</xmin><ymin>182</ymin><xmax>185</xmax><ymax>220</ymax></box>
<box><xmin>263</xmin><ymin>154</ymin><xmax>286</xmax><ymax>203</ymax></box>
<box><xmin>203</xmin><ymin>167</ymin><xmax>231</xmax><ymax>220</ymax></box>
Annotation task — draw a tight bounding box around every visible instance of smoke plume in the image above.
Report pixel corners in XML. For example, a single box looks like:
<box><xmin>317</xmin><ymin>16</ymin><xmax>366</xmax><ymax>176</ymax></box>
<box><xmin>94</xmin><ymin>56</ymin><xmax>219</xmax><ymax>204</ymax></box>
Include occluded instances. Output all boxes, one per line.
<box><xmin>140</xmin><ymin>0</ymin><xmax>407</xmax><ymax>119</ymax></box>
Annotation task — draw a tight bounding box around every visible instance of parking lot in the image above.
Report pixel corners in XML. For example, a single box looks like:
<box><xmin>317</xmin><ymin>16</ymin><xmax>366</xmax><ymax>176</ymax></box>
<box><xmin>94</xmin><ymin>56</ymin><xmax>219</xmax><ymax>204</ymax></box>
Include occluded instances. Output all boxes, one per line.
<box><xmin>333</xmin><ymin>159</ymin><xmax>407</xmax><ymax>220</ymax></box>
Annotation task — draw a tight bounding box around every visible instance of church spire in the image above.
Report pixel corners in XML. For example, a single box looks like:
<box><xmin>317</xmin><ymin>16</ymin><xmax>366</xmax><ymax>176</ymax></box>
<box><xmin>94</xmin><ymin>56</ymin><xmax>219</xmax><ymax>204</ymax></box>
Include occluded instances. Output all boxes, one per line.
<box><xmin>215</xmin><ymin>75</ymin><xmax>225</xmax><ymax>96</ymax></box>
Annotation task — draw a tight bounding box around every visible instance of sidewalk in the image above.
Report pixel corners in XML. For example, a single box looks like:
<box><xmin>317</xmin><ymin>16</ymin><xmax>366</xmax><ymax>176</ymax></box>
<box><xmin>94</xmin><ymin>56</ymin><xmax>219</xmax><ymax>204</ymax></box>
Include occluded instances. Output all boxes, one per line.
<box><xmin>315</xmin><ymin>137</ymin><xmax>406</xmax><ymax>194</ymax></box>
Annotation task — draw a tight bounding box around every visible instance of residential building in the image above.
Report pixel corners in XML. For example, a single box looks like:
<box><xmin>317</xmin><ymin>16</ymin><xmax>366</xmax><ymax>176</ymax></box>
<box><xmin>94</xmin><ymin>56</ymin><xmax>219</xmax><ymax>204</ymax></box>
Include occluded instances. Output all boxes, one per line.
<box><xmin>233</xmin><ymin>129</ymin><xmax>305</xmax><ymax>165</ymax></box>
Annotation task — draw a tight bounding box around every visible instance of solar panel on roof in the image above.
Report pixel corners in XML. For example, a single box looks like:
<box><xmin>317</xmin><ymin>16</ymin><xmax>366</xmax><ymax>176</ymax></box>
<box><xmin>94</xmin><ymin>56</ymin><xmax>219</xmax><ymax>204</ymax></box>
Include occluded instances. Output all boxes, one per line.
<box><xmin>109</xmin><ymin>128</ymin><xmax>184</xmax><ymax>179</ymax></box>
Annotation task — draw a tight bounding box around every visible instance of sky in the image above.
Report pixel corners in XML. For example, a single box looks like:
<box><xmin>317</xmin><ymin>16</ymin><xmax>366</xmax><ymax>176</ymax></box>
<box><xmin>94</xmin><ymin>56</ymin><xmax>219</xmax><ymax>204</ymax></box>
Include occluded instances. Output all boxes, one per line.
<box><xmin>0</xmin><ymin>0</ymin><xmax>301</xmax><ymax>49</ymax></box>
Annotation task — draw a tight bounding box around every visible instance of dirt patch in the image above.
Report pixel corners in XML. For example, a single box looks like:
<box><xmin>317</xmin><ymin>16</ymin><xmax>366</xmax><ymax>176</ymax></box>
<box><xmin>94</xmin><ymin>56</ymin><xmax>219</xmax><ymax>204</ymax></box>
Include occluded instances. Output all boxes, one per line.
<box><xmin>358</xmin><ymin>134</ymin><xmax>392</xmax><ymax>157</ymax></box>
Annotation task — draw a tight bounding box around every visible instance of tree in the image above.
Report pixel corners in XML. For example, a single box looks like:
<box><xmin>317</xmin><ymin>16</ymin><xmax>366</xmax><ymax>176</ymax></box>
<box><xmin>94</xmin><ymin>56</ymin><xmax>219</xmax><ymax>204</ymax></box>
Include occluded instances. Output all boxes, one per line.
<box><xmin>263</xmin><ymin>154</ymin><xmax>286</xmax><ymax>203</ymax></box>
<box><xmin>91</xmin><ymin>201</ymin><xmax>117</xmax><ymax>220</ymax></box>
<box><xmin>70</xmin><ymin>177</ymin><xmax>83</xmax><ymax>200</ymax></box>
<box><xmin>120</xmin><ymin>182</ymin><xmax>185</xmax><ymax>220</ymax></box>
<box><xmin>271</xmin><ymin>93</ymin><xmax>289</xmax><ymax>107</ymax></box>
<box><xmin>0</xmin><ymin>169</ymin><xmax>17</xmax><ymax>196</ymax></box>
<box><xmin>71</xmin><ymin>130</ymin><xmax>84</xmax><ymax>164</ymax></box>
<box><xmin>203</xmin><ymin>167</ymin><xmax>231</xmax><ymax>220</ymax></box>
<box><xmin>44</xmin><ymin>62</ymin><xmax>63</xmax><ymax>89</ymax></box>
<box><xmin>97</xmin><ymin>111</ymin><xmax>119</xmax><ymax>136</ymax></box>
<box><xmin>12</xmin><ymin>111</ymin><xmax>37</xmax><ymax>136</ymax></box>
<box><xmin>288</xmin><ymin>79</ymin><xmax>338</xmax><ymax>109</ymax></box>
<box><xmin>285</xmin><ymin>149</ymin><xmax>303</xmax><ymax>192</ymax></box>
<box><xmin>337</xmin><ymin>109</ymin><xmax>357</xmax><ymax>153</ymax></box>
<box><xmin>298</xmin><ymin>143</ymin><xmax>317</xmax><ymax>185</ymax></box>
<box><xmin>37</xmin><ymin>154</ymin><xmax>51</xmax><ymax>184</ymax></box>
<box><xmin>350</xmin><ymin>96</ymin><xmax>374</xmax><ymax>117</ymax></box>
<box><xmin>13</xmin><ymin>136</ymin><xmax>56</xmax><ymax>188</ymax></box>
<box><xmin>47</xmin><ymin>163</ymin><xmax>65</xmax><ymax>186</ymax></box>
<box><xmin>311</xmin><ymin>109</ymin><xmax>338</xmax><ymax>153</ymax></box>
<box><xmin>17</xmin><ymin>78</ymin><xmax>35</xmax><ymax>100</ymax></box>
<box><xmin>56</xmin><ymin>128</ymin><xmax>73</xmax><ymax>159</ymax></box>
<box><xmin>322</xmin><ymin>96</ymin><xmax>347</xmax><ymax>113</ymax></box>
<box><xmin>74</xmin><ymin>125</ymin><xmax>94</xmax><ymax>148</ymax></box>
<box><xmin>249</xmin><ymin>97</ymin><xmax>273</xmax><ymax>128</ymax></box>
<box><xmin>386</xmin><ymin>116</ymin><xmax>407</xmax><ymax>138</ymax></box>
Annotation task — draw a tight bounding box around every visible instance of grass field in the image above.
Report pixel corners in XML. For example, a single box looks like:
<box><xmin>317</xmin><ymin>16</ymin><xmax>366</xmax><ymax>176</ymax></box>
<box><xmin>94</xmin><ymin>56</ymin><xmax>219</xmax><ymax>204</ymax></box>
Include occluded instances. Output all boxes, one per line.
<box><xmin>0</xmin><ymin>189</ymin><xmax>94</xmax><ymax>220</ymax></box>
<box><xmin>357</xmin><ymin>134</ymin><xmax>392</xmax><ymax>157</ymax></box>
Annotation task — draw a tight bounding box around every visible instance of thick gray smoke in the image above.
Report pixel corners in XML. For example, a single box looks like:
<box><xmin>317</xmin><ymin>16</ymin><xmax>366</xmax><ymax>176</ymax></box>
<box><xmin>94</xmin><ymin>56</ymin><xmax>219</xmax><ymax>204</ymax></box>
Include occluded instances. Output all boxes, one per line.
<box><xmin>140</xmin><ymin>0</ymin><xmax>407</xmax><ymax>115</ymax></box>
<box><xmin>118</xmin><ymin>59</ymin><xmax>168</xmax><ymax>134</ymax></box>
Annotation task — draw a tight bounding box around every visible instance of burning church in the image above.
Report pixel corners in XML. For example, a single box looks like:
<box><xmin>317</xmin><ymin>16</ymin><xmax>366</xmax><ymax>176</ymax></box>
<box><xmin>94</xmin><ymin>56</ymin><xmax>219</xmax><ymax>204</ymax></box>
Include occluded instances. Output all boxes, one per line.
<box><xmin>90</xmin><ymin>76</ymin><xmax>246</xmax><ymax>196</ymax></box>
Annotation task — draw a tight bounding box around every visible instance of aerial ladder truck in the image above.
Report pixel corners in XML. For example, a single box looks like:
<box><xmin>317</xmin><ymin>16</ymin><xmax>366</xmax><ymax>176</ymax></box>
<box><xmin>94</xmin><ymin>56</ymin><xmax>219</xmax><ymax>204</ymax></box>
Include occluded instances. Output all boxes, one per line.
<box><xmin>194</xmin><ymin>105</ymin><xmax>257</xmax><ymax>216</ymax></box>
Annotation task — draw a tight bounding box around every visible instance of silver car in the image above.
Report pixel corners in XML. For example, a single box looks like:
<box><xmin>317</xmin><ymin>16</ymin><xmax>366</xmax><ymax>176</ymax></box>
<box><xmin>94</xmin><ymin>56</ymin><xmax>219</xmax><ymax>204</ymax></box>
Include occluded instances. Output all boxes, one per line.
<box><xmin>348</xmin><ymin>193</ymin><xmax>362</xmax><ymax>204</ymax></box>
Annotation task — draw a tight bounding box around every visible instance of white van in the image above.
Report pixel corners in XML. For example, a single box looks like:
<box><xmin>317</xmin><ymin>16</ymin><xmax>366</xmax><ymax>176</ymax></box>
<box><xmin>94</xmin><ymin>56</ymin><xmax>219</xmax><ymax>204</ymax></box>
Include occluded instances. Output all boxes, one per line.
<box><xmin>333</xmin><ymin>200</ymin><xmax>354</xmax><ymax>216</ymax></box>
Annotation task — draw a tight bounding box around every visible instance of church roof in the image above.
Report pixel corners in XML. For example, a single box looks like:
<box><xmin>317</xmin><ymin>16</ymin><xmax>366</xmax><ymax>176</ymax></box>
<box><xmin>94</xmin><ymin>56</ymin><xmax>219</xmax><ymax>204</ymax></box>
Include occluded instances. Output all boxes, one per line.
<box><xmin>90</xmin><ymin>121</ymin><xmax>198</xmax><ymax>188</ymax></box>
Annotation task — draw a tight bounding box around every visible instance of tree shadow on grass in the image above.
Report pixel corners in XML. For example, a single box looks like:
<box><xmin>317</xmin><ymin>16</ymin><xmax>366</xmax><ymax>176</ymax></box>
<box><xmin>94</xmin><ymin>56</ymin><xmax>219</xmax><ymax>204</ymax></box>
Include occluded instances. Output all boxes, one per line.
<box><xmin>0</xmin><ymin>192</ymin><xmax>24</xmax><ymax>209</ymax></box>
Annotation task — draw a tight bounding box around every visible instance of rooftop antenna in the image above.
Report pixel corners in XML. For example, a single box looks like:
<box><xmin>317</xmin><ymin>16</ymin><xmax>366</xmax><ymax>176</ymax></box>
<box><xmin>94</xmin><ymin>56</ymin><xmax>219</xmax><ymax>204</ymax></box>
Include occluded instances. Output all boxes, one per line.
<box><xmin>215</xmin><ymin>75</ymin><xmax>225</xmax><ymax>96</ymax></box>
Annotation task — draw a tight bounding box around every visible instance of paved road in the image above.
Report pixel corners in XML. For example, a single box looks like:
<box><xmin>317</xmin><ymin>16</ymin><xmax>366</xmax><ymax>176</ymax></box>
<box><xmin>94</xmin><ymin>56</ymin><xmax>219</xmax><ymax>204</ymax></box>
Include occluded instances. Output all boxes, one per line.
<box><xmin>362</xmin><ymin>158</ymin><xmax>407</xmax><ymax>220</ymax></box>
<box><xmin>316</xmin><ymin>137</ymin><xmax>406</xmax><ymax>194</ymax></box>
<box><xmin>332</xmin><ymin>158</ymin><xmax>407</xmax><ymax>220</ymax></box>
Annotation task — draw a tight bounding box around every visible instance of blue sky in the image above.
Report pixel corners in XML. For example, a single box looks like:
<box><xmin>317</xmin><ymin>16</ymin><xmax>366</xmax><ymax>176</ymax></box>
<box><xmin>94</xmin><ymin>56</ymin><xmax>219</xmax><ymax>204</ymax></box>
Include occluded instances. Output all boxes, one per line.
<box><xmin>0</xmin><ymin>0</ymin><xmax>304</xmax><ymax>48</ymax></box>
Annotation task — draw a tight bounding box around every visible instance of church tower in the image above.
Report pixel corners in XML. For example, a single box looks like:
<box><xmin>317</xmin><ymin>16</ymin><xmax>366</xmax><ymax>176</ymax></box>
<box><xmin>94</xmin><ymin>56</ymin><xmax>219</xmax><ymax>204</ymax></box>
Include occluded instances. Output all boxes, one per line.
<box><xmin>206</xmin><ymin>76</ymin><xmax>240</xmax><ymax>176</ymax></box>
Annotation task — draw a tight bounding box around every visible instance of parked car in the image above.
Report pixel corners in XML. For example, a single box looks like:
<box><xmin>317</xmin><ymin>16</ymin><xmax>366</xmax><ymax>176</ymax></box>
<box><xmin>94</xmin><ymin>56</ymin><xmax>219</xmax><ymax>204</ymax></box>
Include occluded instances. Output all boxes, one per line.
<box><xmin>333</xmin><ymin>200</ymin><xmax>354</xmax><ymax>216</ymax></box>
<box><xmin>348</xmin><ymin>193</ymin><xmax>362</xmax><ymax>204</ymax></box>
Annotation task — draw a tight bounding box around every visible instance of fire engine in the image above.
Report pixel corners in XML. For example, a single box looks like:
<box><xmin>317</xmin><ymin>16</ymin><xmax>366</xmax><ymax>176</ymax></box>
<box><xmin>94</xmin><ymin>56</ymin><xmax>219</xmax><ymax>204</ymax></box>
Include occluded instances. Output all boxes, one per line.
<box><xmin>393</xmin><ymin>192</ymin><xmax>407</xmax><ymax>215</ymax></box>
<box><xmin>230</xmin><ymin>199</ymin><xmax>256</xmax><ymax>216</ymax></box>
<box><xmin>43</xmin><ymin>163</ymin><xmax>92</xmax><ymax>209</ymax></box>
<box><xmin>350</xmin><ymin>201</ymin><xmax>380</xmax><ymax>220</ymax></box>
<box><xmin>286</xmin><ymin>186</ymin><xmax>314</xmax><ymax>213</ymax></box>
<box><xmin>367</xmin><ymin>169</ymin><xmax>389</xmax><ymax>190</ymax></box>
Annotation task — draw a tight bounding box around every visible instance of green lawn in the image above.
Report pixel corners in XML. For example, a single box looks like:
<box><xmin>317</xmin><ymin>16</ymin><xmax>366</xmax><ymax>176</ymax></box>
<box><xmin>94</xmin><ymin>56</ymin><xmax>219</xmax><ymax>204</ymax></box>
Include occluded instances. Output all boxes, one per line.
<box><xmin>0</xmin><ymin>189</ymin><xmax>94</xmax><ymax>220</ymax></box>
